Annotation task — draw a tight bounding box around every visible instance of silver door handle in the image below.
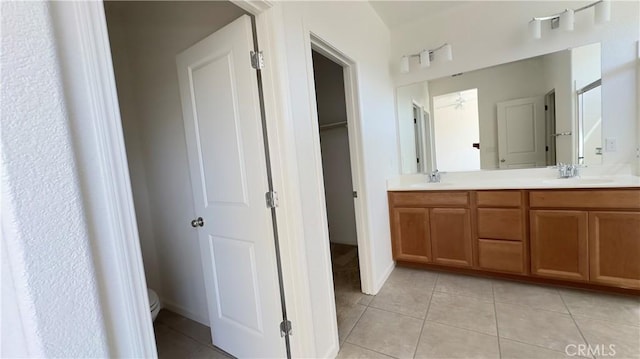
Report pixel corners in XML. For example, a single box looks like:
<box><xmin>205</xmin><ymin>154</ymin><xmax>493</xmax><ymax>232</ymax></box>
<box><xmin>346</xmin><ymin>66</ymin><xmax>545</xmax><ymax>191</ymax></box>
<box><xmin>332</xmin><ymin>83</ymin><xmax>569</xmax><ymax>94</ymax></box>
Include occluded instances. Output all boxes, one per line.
<box><xmin>191</xmin><ymin>217</ymin><xmax>204</xmax><ymax>228</ymax></box>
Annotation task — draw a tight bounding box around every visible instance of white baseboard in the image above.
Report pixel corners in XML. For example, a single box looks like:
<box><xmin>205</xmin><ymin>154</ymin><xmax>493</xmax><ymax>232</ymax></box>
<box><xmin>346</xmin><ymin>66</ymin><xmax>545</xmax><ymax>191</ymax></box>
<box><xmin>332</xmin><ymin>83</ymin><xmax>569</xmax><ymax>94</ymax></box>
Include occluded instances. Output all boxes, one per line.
<box><xmin>159</xmin><ymin>297</ymin><xmax>210</xmax><ymax>327</ymax></box>
<box><xmin>372</xmin><ymin>261</ymin><xmax>395</xmax><ymax>294</ymax></box>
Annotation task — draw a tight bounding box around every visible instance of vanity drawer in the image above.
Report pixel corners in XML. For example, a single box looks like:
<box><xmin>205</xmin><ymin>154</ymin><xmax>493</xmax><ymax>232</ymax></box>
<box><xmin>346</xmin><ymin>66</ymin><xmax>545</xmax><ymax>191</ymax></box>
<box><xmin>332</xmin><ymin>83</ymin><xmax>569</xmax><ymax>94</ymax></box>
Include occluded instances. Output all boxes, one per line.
<box><xmin>476</xmin><ymin>191</ymin><xmax>522</xmax><ymax>208</ymax></box>
<box><xmin>478</xmin><ymin>239</ymin><xmax>524</xmax><ymax>274</ymax></box>
<box><xmin>477</xmin><ymin>208</ymin><xmax>523</xmax><ymax>241</ymax></box>
<box><xmin>389</xmin><ymin>191</ymin><xmax>469</xmax><ymax>207</ymax></box>
<box><xmin>530</xmin><ymin>190</ymin><xmax>640</xmax><ymax>210</ymax></box>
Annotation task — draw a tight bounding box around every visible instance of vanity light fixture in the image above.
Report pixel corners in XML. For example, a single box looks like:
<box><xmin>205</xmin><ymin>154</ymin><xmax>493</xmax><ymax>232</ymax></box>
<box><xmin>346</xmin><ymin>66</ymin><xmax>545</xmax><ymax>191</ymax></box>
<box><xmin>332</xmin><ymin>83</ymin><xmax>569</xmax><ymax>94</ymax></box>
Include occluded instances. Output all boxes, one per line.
<box><xmin>400</xmin><ymin>56</ymin><xmax>410</xmax><ymax>73</ymax></box>
<box><xmin>529</xmin><ymin>0</ymin><xmax>610</xmax><ymax>40</ymax></box>
<box><xmin>400</xmin><ymin>43</ymin><xmax>452</xmax><ymax>73</ymax></box>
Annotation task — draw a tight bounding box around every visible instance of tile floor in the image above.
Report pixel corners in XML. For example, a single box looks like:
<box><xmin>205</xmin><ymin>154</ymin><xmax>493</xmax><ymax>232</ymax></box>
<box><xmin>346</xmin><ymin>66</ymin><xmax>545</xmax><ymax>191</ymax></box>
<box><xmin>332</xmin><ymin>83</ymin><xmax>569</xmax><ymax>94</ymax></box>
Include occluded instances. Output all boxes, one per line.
<box><xmin>335</xmin><ymin>266</ymin><xmax>640</xmax><ymax>359</ymax></box>
<box><xmin>154</xmin><ymin>246</ymin><xmax>640</xmax><ymax>359</ymax></box>
<box><xmin>154</xmin><ymin>310</ymin><xmax>233</xmax><ymax>358</ymax></box>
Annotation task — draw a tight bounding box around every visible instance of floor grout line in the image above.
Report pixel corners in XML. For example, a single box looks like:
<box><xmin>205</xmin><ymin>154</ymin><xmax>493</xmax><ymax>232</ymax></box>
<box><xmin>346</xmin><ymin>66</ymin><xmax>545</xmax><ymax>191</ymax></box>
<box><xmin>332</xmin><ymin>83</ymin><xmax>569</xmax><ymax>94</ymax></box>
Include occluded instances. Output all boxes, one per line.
<box><xmin>557</xmin><ymin>291</ymin><xmax>640</xmax><ymax>328</ymax></box>
<box><xmin>362</xmin><ymin>301</ymin><xmax>430</xmax><ymax>321</ymax></box>
<box><xmin>424</xmin><ymin>319</ymin><xmax>498</xmax><ymax>338</ymax></box>
<box><xmin>499</xmin><ymin>336</ymin><xmax>593</xmax><ymax>357</ymax></box>
<box><xmin>411</xmin><ymin>274</ymin><xmax>439</xmax><ymax>359</ymax></box>
<box><xmin>559</xmin><ymin>293</ymin><xmax>596</xmax><ymax>359</ymax></box>
<box><xmin>338</xmin><ymin>301</ymin><xmax>367</xmax><ymax>347</ymax></box>
<box><xmin>492</xmin><ymin>282</ymin><xmax>502</xmax><ymax>359</ymax></box>
<box><xmin>154</xmin><ymin>317</ymin><xmax>234</xmax><ymax>357</ymax></box>
<box><xmin>343</xmin><ymin>341</ymin><xmax>399</xmax><ymax>359</ymax></box>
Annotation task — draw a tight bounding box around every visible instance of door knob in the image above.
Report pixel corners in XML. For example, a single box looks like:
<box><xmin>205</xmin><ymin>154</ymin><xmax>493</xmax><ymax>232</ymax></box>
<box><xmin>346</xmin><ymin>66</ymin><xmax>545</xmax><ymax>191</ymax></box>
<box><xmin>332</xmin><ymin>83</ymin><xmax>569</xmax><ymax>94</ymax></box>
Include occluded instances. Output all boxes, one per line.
<box><xmin>191</xmin><ymin>217</ymin><xmax>204</xmax><ymax>228</ymax></box>
<box><xmin>500</xmin><ymin>159</ymin><xmax>506</xmax><ymax>163</ymax></box>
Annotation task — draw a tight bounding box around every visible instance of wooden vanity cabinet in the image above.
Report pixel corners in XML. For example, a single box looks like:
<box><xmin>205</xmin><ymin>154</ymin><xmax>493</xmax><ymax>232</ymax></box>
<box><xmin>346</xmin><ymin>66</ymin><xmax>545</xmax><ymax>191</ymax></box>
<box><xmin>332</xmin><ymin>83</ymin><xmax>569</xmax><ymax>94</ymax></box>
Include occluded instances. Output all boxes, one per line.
<box><xmin>389</xmin><ymin>188</ymin><xmax>640</xmax><ymax>291</ymax></box>
<box><xmin>391</xmin><ymin>208</ymin><xmax>431</xmax><ymax>263</ymax></box>
<box><xmin>430</xmin><ymin>208</ymin><xmax>472</xmax><ymax>267</ymax></box>
<box><xmin>529</xmin><ymin>190</ymin><xmax>640</xmax><ymax>289</ymax></box>
<box><xmin>388</xmin><ymin>192</ymin><xmax>472</xmax><ymax>268</ymax></box>
<box><xmin>476</xmin><ymin>191</ymin><xmax>527</xmax><ymax>275</ymax></box>
<box><xmin>530</xmin><ymin>210</ymin><xmax>589</xmax><ymax>281</ymax></box>
<box><xmin>588</xmin><ymin>211</ymin><xmax>640</xmax><ymax>288</ymax></box>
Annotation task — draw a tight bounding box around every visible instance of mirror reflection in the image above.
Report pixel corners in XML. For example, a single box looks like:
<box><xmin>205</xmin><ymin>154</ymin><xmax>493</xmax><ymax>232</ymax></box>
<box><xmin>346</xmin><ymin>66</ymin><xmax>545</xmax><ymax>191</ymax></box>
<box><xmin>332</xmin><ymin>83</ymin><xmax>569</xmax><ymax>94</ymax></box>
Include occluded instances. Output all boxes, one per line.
<box><xmin>397</xmin><ymin>43</ymin><xmax>602</xmax><ymax>174</ymax></box>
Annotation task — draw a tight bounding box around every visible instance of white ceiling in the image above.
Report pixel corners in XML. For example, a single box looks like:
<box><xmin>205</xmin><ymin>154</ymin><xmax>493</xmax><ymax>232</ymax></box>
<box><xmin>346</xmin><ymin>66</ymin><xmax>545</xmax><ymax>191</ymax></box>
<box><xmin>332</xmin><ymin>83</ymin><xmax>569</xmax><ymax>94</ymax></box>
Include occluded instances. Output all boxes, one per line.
<box><xmin>369</xmin><ymin>1</ymin><xmax>471</xmax><ymax>29</ymax></box>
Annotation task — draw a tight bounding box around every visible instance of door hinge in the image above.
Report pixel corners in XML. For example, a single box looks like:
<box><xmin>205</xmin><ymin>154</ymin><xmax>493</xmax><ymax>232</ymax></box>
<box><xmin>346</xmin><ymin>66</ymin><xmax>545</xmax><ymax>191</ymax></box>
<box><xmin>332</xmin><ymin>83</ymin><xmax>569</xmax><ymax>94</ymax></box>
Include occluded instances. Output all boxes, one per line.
<box><xmin>280</xmin><ymin>320</ymin><xmax>292</xmax><ymax>337</ymax></box>
<box><xmin>353</xmin><ymin>191</ymin><xmax>358</xmax><ymax>198</ymax></box>
<box><xmin>265</xmin><ymin>191</ymin><xmax>278</xmax><ymax>208</ymax></box>
<box><xmin>251</xmin><ymin>50</ymin><xmax>265</xmax><ymax>70</ymax></box>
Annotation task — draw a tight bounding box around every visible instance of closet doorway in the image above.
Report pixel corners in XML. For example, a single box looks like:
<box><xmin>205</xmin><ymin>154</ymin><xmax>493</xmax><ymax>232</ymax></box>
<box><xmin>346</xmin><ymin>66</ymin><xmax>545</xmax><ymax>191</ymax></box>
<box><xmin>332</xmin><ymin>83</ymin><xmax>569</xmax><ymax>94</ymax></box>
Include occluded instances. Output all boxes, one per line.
<box><xmin>311</xmin><ymin>49</ymin><xmax>368</xmax><ymax>342</ymax></box>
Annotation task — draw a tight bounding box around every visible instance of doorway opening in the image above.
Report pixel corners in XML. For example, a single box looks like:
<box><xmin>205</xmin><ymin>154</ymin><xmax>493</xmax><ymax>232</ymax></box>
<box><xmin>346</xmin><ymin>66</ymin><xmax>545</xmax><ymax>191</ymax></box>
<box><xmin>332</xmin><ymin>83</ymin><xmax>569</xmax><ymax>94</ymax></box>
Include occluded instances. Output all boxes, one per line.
<box><xmin>104</xmin><ymin>2</ymin><xmax>288</xmax><ymax>358</ymax></box>
<box><xmin>432</xmin><ymin>88</ymin><xmax>481</xmax><ymax>171</ymax></box>
<box><xmin>545</xmin><ymin>90</ymin><xmax>558</xmax><ymax>166</ymax></box>
<box><xmin>412</xmin><ymin>104</ymin><xmax>425</xmax><ymax>172</ymax></box>
<box><xmin>310</xmin><ymin>49</ymin><xmax>369</xmax><ymax>342</ymax></box>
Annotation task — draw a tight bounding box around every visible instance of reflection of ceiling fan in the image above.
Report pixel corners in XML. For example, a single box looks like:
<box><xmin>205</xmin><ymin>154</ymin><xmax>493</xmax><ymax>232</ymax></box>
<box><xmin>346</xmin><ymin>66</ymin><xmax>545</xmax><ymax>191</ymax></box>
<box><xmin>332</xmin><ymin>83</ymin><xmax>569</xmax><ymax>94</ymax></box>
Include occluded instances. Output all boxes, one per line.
<box><xmin>434</xmin><ymin>89</ymin><xmax>477</xmax><ymax>110</ymax></box>
<box><xmin>453</xmin><ymin>92</ymin><xmax>466</xmax><ymax>109</ymax></box>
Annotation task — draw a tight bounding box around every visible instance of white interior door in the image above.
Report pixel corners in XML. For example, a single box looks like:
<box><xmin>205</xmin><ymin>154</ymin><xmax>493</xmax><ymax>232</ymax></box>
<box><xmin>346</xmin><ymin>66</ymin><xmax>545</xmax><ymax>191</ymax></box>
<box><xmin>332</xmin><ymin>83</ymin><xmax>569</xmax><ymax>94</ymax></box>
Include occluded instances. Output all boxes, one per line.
<box><xmin>497</xmin><ymin>97</ymin><xmax>546</xmax><ymax>169</ymax></box>
<box><xmin>176</xmin><ymin>15</ymin><xmax>286</xmax><ymax>358</ymax></box>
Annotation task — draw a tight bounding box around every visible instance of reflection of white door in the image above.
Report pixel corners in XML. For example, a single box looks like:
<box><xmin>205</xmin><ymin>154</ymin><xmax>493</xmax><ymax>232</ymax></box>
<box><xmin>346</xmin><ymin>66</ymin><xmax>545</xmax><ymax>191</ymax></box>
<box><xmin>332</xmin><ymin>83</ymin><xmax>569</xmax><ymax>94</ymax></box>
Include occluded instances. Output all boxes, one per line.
<box><xmin>497</xmin><ymin>97</ymin><xmax>546</xmax><ymax>169</ymax></box>
<box><xmin>176</xmin><ymin>15</ymin><xmax>285</xmax><ymax>358</ymax></box>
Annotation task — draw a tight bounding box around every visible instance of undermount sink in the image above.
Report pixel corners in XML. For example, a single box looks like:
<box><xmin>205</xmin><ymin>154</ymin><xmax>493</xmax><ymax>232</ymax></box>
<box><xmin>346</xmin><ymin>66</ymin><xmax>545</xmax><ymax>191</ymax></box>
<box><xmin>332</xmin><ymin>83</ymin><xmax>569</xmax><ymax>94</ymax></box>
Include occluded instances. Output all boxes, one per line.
<box><xmin>409</xmin><ymin>182</ymin><xmax>453</xmax><ymax>189</ymax></box>
<box><xmin>542</xmin><ymin>178</ymin><xmax>614</xmax><ymax>185</ymax></box>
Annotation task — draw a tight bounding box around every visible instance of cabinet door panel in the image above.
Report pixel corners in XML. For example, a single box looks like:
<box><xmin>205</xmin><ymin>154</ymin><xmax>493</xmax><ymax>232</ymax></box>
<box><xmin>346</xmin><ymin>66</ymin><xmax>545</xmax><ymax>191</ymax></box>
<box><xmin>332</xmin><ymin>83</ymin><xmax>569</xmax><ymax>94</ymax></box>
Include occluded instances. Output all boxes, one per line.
<box><xmin>392</xmin><ymin>208</ymin><xmax>431</xmax><ymax>263</ymax></box>
<box><xmin>430</xmin><ymin>208</ymin><xmax>472</xmax><ymax>267</ymax></box>
<box><xmin>589</xmin><ymin>212</ymin><xmax>640</xmax><ymax>289</ymax></box>
<box><xmin>477</xmin><ymin>208</ymin><xmax>523</xmax><ymax>241</ymax></box>
<box><xmin>478</xmin><ymin>239</ymin><xmax>524</xmax><ymax>274</ymax></box>
<box><xmin>530</xmin><ymin>210</ymin><xmax>588</xmax><ymax>281</ymax></box>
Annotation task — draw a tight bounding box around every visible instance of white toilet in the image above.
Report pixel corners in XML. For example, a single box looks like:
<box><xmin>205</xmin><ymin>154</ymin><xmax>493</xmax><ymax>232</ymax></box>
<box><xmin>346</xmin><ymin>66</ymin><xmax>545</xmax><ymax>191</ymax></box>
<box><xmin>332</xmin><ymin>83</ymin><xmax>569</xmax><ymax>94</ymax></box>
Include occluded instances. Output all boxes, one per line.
<box><xmin>148</xmin><ymin>288</ymin><xmax>161</xmax><ymax>321</ymax></box>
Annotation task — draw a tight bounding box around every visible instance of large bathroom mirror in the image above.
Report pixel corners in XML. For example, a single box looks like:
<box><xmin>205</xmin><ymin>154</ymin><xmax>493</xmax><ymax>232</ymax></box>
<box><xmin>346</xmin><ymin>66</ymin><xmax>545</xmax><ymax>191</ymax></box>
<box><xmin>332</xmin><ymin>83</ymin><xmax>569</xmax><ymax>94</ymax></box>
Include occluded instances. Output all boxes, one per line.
<box><xmin>397</xmin><ymin>43</ymin><xmax>602</xmax><ymax>174</ymax></box>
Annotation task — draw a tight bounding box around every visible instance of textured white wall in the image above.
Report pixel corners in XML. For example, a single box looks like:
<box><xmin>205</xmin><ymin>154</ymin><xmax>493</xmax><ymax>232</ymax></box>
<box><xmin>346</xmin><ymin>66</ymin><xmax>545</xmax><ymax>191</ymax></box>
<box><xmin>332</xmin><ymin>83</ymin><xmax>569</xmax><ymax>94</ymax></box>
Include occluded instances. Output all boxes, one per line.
<box><xmin>279</xmin><ymin>2</ymin><xmax>397</xmax><ymax>356</ymax></box>
<box><xmin>392</xmin><ymin>1</ymin><xmax>639</xmax><ymax>168</ymax></box>
<box><xmin>104</xmin><ymin>1</ymin><xmax>247</xmax><ymax>325</ymax></box>
<box><xmin>1</xmin><ymin>1</ymin><xmax>109</xmax><ymax>357</ymax></box>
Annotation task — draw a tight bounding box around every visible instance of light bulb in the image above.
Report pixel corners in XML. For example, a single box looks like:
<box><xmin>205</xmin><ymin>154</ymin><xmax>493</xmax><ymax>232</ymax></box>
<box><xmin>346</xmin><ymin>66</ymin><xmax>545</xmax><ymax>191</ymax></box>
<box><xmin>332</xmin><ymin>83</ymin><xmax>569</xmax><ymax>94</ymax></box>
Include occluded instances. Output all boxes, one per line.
<box><xmin>560</xmin><ymin>9</ymin><xmax>575</xmax><ymax>31</ymax></box>
<box><xmin>594</xmin><ymin>0</ymin><xmax>611</xmax><ymax>24</ymax></box>
<box><xmin>529</xmin><ymin>19</ymin><xmax>542</xmax><ymax>39</ymax></box>
<box><xmin>400</xmin><ymin>56</ymin><xmax>409</xmax><ymax>73</ymax></box>
<box><xmin>442</xmin><ymin>44</ymin><xmax>453</xmax><ymax>61</ymax></box>
<box><xmin>420</xmin><ymin>50</ymin><xmax>430</xmax><ymax>68</ymax></box>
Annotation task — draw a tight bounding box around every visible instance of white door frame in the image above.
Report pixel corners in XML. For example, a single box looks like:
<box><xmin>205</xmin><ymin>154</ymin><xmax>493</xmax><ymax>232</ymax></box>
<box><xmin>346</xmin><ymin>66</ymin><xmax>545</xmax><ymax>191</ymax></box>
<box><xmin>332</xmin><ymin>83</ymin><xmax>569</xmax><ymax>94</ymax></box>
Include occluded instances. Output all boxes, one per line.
<box><xmin>49</xmin><ymin>1</ymin><xmax>317</xmax><ymax>357</ymax></box>
<box><xmin>307</xmin><ymin>34</ymin><xmax>375</xmax><ymax>294</ymax></box>
<box><xmin>412</xmin><ymin>101</ymin><xmax>425</xmax><ymax>173</ymax></box>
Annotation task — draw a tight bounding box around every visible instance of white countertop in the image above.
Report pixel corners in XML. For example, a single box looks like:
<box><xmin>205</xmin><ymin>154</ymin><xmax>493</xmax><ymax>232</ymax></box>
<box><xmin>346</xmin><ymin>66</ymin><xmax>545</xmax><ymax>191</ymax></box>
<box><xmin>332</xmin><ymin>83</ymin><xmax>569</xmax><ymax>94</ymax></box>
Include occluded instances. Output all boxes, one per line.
<box><xmin>387</xmin><ymin>165</ymin><xmax>640</xmax><ymax>191</ymax></box>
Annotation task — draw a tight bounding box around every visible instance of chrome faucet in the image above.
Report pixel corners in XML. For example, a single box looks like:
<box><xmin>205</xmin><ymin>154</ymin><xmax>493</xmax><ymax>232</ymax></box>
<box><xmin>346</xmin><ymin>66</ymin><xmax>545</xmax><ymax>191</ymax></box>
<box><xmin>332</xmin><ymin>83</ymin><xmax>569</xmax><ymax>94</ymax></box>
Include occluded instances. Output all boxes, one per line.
<box><xmin>428</xmin><ymin>169</ymin><xmax>442</xmax><ymax>183</ymax></box>
<box><xmin>555</xmin><ymin>163</ymin><xmax>579</xmax><ymax>178</ymax></box>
